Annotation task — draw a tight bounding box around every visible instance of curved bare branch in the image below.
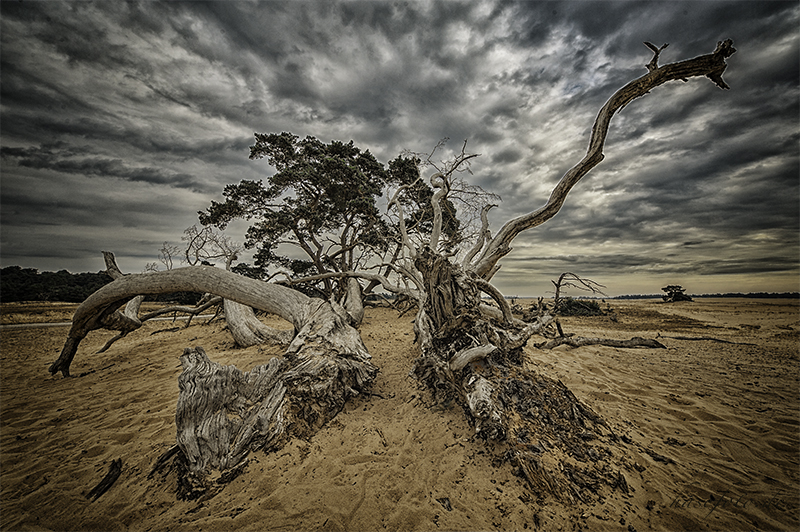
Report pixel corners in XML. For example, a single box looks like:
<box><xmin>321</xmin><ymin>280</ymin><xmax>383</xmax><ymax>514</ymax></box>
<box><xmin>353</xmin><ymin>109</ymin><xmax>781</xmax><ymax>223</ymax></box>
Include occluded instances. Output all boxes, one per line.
<box><xmin>387</xmin><ymin>180</ymin><xmax>420</xmax><ymax>259</ymax></box>
<box><xmin>462</xmin><ymin>203</ymin><xmax>496</xmax><ymax>268</ymax></box>
<box><xmin>473</xmin><ymin>277</ymin><xmax>513</xmax><ymax>325</ymax></box>
<box><xmin>50</xmin><ymin>266</ymin><xmax>312</xmax><ymax>377</ymax></box>
<box><xmin>223</xmin><ymin>299</ymin><xmax>294</xmax><ymax>347</ymax></box>
<box><xmin>285</xmin><ymin>270</ymin><xmax>421</xmax><ymax>302</ymax></box>
<box><xmin>473</xmin><ymin>39</ymin><xmax>736</xmax><ymax>279</ymax></box>
<box><xmin>428</xmin><ymin>172</ymin><xmax>447</xmax><ymax>252</ymax></box>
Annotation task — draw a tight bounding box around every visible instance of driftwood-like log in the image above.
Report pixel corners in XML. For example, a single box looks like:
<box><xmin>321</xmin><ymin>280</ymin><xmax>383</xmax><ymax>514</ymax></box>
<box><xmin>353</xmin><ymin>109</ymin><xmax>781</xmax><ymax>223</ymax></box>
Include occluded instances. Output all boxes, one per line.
<box><xmin>50</xmin><ymin>265</ymin><xmax>312</xmax><ymax>377</ymax></box>
<box><xmin>54</xmin><ymin>266</ymin><xmax>377</xmax><ymax>498</ymax></box>
<box><xmin>53</xmin><ymin>265</ymin><xmax>376</xmax><ymax>479</ymax></box>
<box><xmin>53</xmin><ymin>262</ymin><xmax>377</xmax><ymax>497</ymax></box>
<box><xmin>95</xmin><ymin>253</ymin><xmax>232</xmax><ymax>353</ymax></box>
<box><xmin>536</xmin><ymin>336</ymin><xmax>666</xmax><ymax>349</ymax></box>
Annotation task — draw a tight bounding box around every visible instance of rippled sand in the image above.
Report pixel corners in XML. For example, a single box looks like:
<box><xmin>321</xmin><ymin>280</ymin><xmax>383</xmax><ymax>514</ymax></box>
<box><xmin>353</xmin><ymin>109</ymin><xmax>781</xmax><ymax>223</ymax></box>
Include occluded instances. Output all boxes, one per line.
<box><xmin>1</xmin><ymin>298</ymin><xmax>797</xmax><ymax>531</ymax></box>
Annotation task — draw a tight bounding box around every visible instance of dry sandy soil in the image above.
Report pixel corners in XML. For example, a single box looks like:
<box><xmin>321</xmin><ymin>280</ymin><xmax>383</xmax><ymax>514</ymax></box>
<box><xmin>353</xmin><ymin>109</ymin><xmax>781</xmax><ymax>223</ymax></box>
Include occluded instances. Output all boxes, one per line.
<box><xmin>1</xmin><ymin>298</ymin><xmax>798</xmax><ymax>531</ymax></box>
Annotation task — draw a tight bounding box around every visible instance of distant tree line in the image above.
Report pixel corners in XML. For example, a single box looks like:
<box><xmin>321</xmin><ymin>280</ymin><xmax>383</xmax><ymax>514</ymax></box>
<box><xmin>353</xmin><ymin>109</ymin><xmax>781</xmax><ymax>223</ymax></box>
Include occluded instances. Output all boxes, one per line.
<box><xmin>611</xmin><ymin>292</ymin><xmax>799</xmax><ymax>300</ymax></box>
<box><xmin>1</xmin><ymin>266</ymin><xmax>112</xmax><ymax>303</ymax></box>
<box><xmin>2</xmin><ymin>265</ymin><xmax>798</xmax><ymax>304</ymax></box>
<box><xmin>0</xmin><ymin>266</ymin><xmax>202</xmax><ymax>304</ymax></box>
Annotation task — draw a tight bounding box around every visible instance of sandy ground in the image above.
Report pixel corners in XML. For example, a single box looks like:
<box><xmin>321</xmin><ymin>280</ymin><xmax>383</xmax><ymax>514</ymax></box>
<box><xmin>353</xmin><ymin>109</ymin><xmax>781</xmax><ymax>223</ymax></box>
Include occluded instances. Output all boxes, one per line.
<box><xmin>1</xmin><ymin>298</ymin><xmax>798</xmax><ymax>531</ymax></box>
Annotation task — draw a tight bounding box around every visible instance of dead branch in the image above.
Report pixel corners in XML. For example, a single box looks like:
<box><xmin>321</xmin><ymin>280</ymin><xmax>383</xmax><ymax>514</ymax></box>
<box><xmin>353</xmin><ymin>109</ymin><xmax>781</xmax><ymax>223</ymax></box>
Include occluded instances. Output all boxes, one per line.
<box><xmin>536</xmin><ymin>336</ymin><xmax>666</xmax><ymax>349</ymax></box>
<box><xmin>473</xmin><ymin>277</ymin><xmax>513</xmax><ymax>325</ymax></box>
<box><xmin>462</xmin><ymin>203</ymin><xmax>496</xmax><ymax>269</ymax></box>
<box><xmin>50</xmin><ymin>265</ymin><xmax>311</xmax><ymax>377</ymax></box>
<box><xmin>139</xmin><ymin>296</ymin><xmax>223</xmax><ymax>323</ymax></box>
<box><xmin>659</xmin><ymin>335</ymin><xmax>756</xmax><ymax>346</ymax></box>
<box><xmin>472</xmin><ymin>40</ymin><xmax>736</xmax><ymax>279</ymax></box>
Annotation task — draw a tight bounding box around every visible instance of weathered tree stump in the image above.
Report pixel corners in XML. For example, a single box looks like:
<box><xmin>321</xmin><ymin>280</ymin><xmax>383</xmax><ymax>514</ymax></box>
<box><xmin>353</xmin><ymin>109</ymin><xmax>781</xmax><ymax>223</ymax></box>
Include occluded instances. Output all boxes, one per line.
<box><xmin>171</xmin><ymin>311</ymin><xmax>377</xmax><ymax>498</ymax></box>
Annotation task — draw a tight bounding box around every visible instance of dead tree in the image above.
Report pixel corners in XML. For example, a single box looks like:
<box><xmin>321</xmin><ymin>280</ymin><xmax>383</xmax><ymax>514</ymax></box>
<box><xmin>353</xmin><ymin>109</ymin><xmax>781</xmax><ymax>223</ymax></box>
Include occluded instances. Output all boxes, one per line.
<box><xmin>551</xmin><ymin>272</ymin><xmax>606</xmax><ymax>314</ymax></box>
<box><xmin>53</xmin><ymin>40</ymin><xmax>736</xmax><ymax>502</ymax></box>
<box><xmin>404</xmin><ymin>40</ymin><xmax>736</xmax><ymax>500</ymax></box>
<box><xmin>51</xmin><ymin>265</ymin><xmax>377</xmax><ymax>497</ymax></box>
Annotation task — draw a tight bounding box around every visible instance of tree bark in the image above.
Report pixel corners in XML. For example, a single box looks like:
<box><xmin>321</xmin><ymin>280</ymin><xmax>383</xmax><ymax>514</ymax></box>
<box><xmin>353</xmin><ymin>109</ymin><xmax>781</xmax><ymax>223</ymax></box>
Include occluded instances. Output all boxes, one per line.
<box><xmin>174</xmin><ymin>303</ymin><xmax>377</xmax><ymax>500</ymax></box>
<box><xmin>411</xmin><ymin>246</ymin><xmax>633</xmax><ymax>502</ymax></box>
<box><xmin>223</xmin><ymin>299</ymin><xmax>294</xmax><ymax>347</ymax></box>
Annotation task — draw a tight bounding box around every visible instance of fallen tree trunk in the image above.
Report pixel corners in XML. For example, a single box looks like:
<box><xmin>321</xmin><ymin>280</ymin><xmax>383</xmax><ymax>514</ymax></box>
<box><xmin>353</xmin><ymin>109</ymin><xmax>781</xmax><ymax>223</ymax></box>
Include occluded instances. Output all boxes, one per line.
<box><xmin>94</xmin><ymin>253</ymin><xmax>229</xmax><ymax>353</ymax></box>
<box><xmin>53</xmin><ymin>266</ymin><xmax>377</xmax><ymax>495</ymax></box>
<box><xmin>50</xmin><ymin>266</ymin><xmax>313</xmax><ymax>377</ymax></box>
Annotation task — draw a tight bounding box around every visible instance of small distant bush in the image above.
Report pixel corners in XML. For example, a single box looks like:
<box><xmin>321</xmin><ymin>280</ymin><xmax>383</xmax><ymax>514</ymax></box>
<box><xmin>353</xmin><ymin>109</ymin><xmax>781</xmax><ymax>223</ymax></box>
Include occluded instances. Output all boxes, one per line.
<box><xmin>662</xmin><ymin>285</ymin><xmax>693</xmax><ymax>302</ymax></box>
<box><xmin>557</xmin><ymin>297</ymin><xmax>605</xmax><ymax>316</ymax></box>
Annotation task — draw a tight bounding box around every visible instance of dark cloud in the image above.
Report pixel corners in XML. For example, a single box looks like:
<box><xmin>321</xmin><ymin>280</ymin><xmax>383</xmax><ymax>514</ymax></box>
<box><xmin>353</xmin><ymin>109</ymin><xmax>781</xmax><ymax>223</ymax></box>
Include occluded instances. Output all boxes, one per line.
<box><xmin>1</xmin><ymin>145</ymin><xmax>208</xmax><ymax>191</ymax></box>
<box><xmin>0</xmin><ymin>0</ymin><xmax>797</xmax><ymax>293</ymax></box>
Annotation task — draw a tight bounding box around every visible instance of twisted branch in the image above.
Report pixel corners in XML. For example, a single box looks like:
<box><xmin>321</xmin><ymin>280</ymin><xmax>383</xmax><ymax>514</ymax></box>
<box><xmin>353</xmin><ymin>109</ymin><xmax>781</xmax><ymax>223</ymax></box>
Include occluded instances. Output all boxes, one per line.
<box><xmin>472</xmin><ymin>39</ymin><xmax>736</xmax><ymax>279</ymax></box>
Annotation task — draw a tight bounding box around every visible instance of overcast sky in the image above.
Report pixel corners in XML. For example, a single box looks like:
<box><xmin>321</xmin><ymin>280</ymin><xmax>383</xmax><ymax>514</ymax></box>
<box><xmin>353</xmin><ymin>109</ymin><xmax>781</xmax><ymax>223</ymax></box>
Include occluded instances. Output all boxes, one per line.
<box><xmin>1</xmin><ymin>1</ymin><xmax>798</xmax><ymax>296</ymax></box>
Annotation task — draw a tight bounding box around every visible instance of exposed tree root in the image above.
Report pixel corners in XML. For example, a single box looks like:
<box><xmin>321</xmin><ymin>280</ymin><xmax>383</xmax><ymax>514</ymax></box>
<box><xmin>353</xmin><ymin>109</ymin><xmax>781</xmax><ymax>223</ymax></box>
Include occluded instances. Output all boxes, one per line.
<box><xmin>411</xmin><ymin>247</ymin><xmax>633</xmax><ymax>502</ymax></box>
<box><xmin>165</xmin><ymin>338</ymin><xmax>376</xmax><ymax>498</ymax></box>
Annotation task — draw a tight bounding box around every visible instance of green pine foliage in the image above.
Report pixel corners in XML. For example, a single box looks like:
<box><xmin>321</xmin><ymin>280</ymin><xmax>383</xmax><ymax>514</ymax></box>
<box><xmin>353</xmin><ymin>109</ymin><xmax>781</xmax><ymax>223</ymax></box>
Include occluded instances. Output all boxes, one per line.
<box><xmin>199</xmin><ymin>132</ymin><xmax>460</xmax><ymax>297</ymax></box>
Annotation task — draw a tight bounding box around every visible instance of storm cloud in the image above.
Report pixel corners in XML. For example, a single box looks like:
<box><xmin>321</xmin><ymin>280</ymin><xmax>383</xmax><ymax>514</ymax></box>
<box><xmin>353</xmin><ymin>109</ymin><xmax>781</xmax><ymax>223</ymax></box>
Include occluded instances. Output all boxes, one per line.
<box><xmin>1</xmin><ymin>0</ymin><xmax>797</xmax><ymax>295</ymax></box>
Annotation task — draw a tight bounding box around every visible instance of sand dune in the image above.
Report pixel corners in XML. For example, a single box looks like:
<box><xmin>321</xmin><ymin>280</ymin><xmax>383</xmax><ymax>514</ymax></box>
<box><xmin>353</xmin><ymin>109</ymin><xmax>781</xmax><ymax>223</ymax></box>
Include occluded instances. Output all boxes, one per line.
<box><xmin>1</xmin><ymin>298</ymin><xmax>798</xmax><ymax>531</ymax></box>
